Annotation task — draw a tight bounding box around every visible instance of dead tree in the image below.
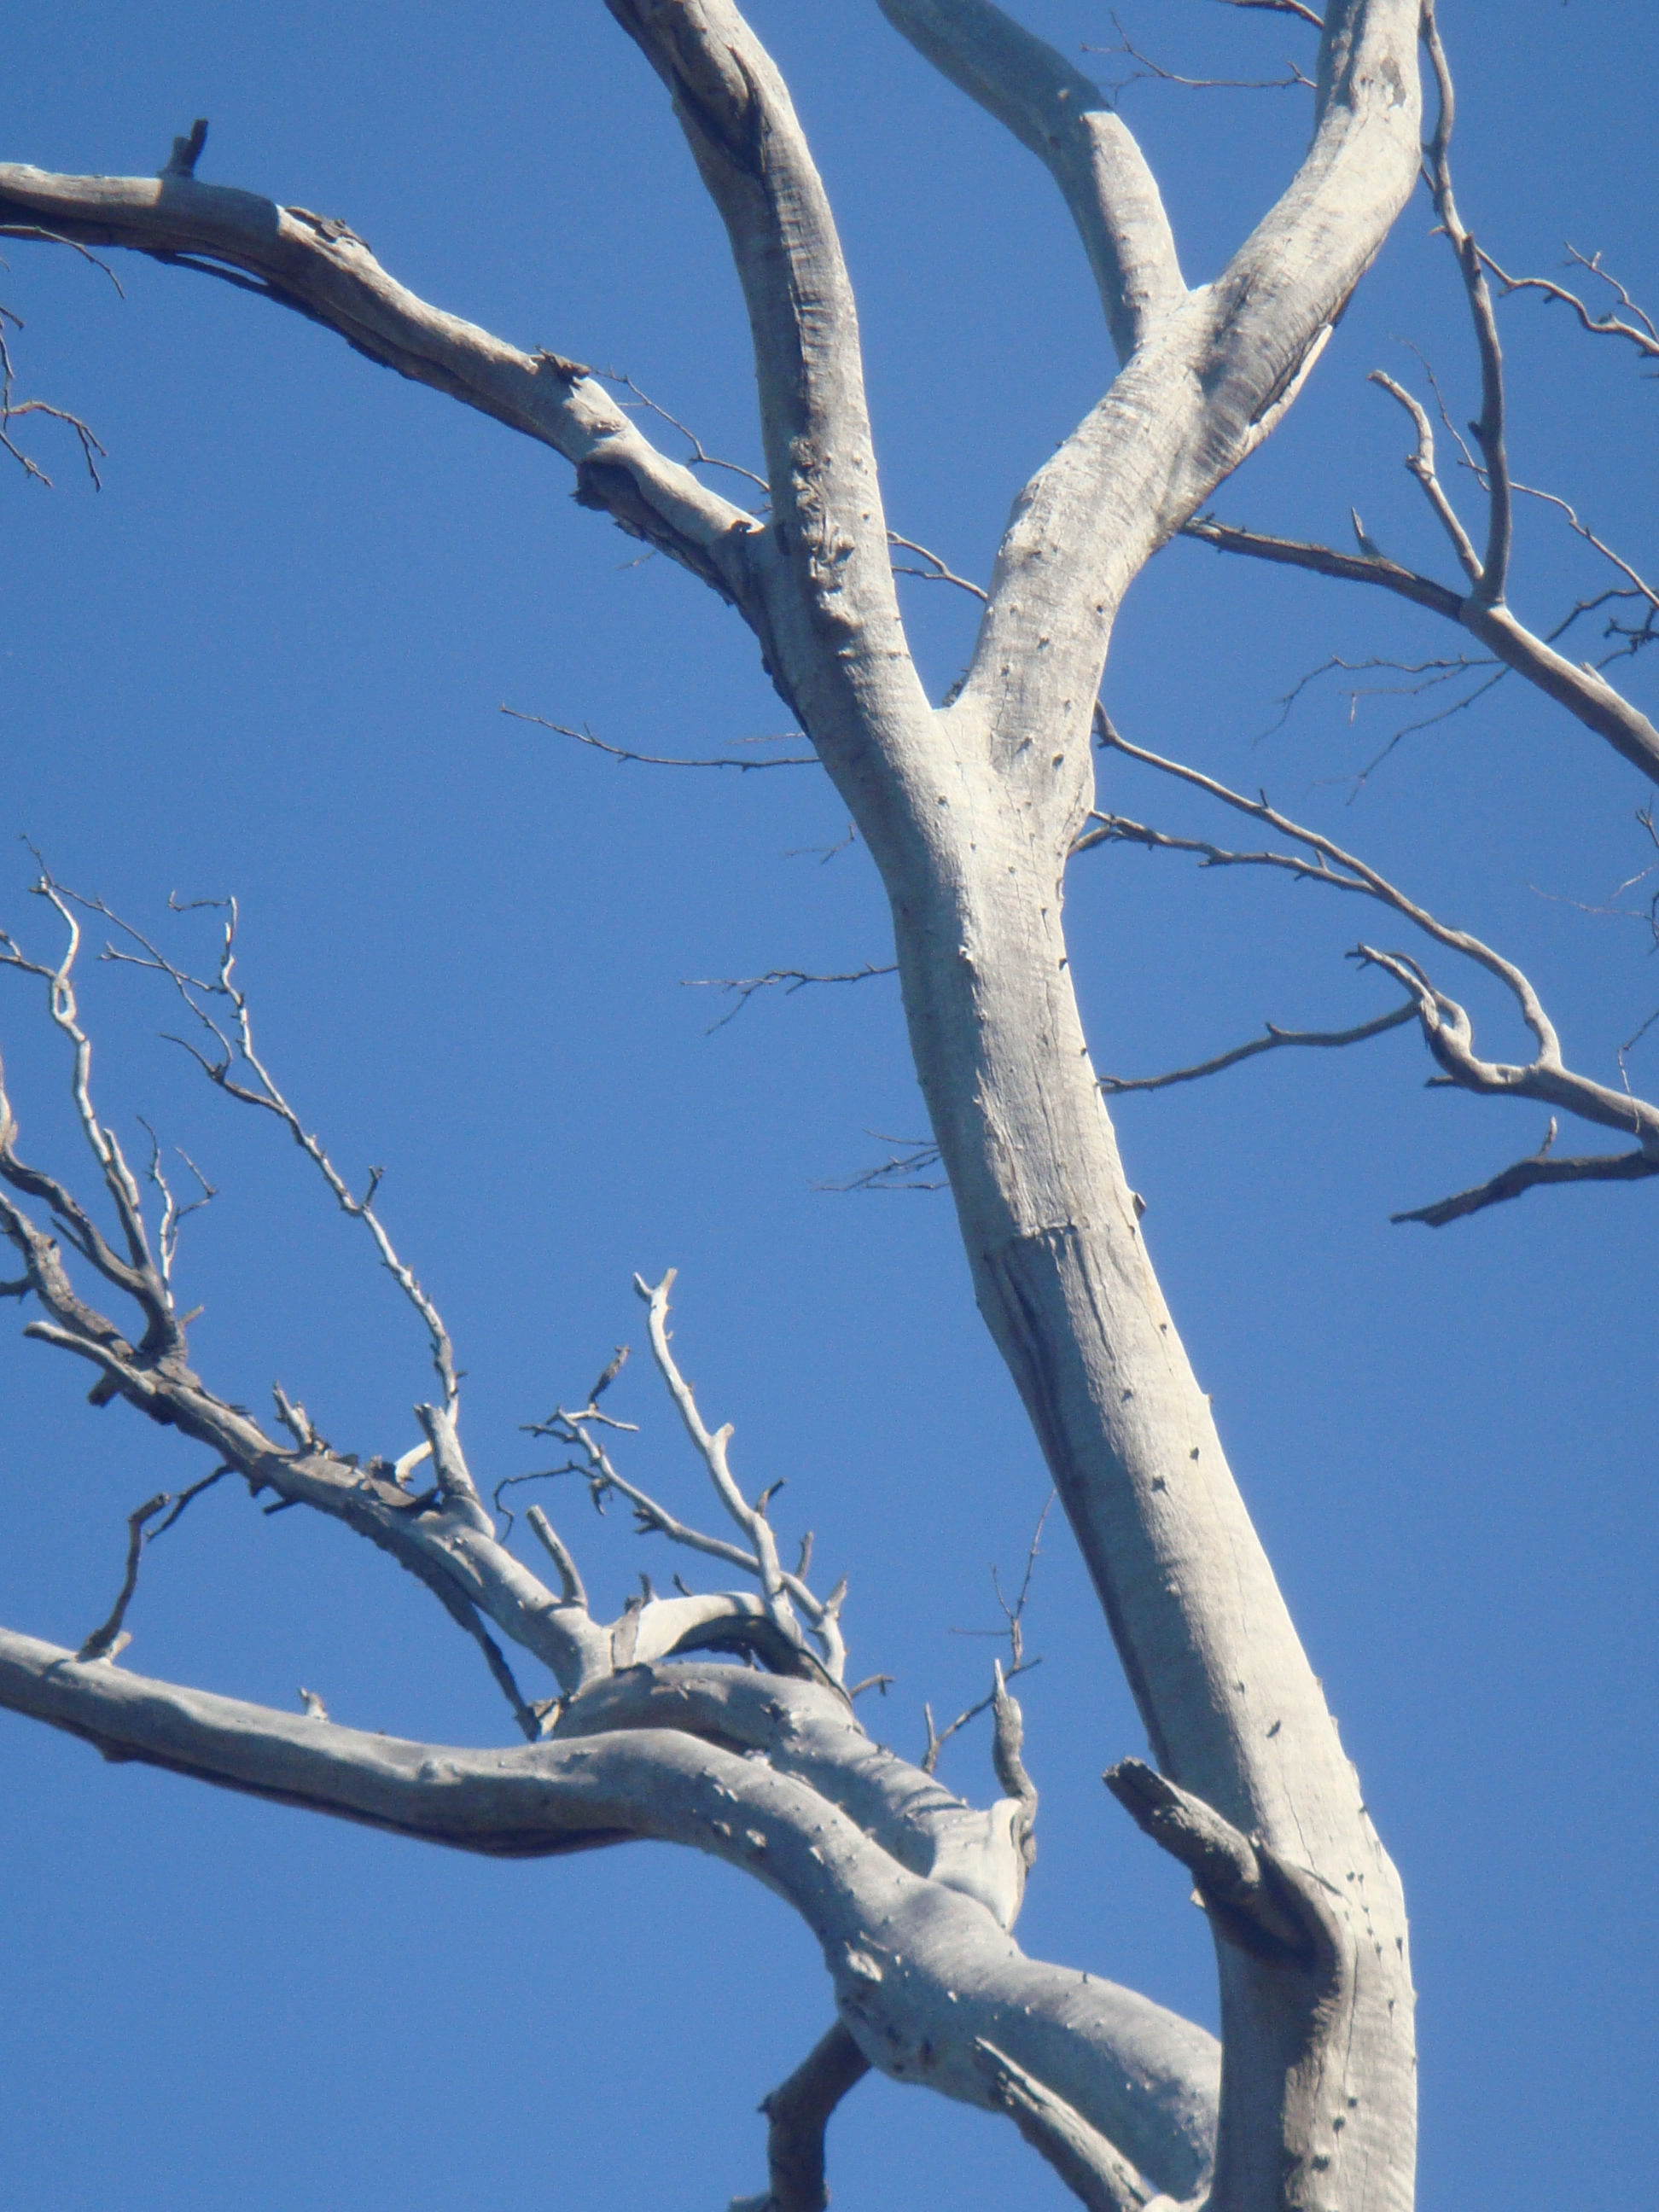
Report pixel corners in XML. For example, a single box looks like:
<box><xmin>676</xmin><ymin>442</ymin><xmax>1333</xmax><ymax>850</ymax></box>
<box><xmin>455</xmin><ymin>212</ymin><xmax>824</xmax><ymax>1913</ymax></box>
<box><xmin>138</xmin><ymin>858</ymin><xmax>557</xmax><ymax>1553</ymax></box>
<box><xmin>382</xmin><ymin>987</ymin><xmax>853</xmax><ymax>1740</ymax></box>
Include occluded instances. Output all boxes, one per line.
<box><xmin>0</xmin><ymin>6</ymin><xmax>1444</xmax><ymax>2207</ymax></box>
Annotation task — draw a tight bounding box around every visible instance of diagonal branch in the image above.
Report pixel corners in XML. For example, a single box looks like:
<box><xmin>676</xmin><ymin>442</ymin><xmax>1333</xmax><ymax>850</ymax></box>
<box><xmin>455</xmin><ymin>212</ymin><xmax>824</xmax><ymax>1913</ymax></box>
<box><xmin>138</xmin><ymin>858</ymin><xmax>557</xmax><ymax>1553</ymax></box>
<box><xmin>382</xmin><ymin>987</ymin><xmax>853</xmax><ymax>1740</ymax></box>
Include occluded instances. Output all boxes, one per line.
<box><xmin>972</xmin><ymin>2040</ymin><xmax>1154</xmax><ymax>2212</ymax></box>
<box><xmin>1099</xmin><ymin>1002</ymin><xmax>1417</xmax><ymax>1093</ymax></box>
<box><xmin>100</xmin><ymin>891</ymin><xmax>463</xmax><ymax>1412</ymax></box>
<box><xmin>0</xmin><ymin>878</ymin><xmax>183</xmax><ymax>1361</ymax></box>
<box><xmin>1104</xmin><ymin>1759</ymin><xmax>1314</xmax><ymax>1963</ymax></box>
<box><xmin>683</xmin><ymin>962</ymin><xmax>896</xmax><ymax>1034</ymax></box>
<box><xmin>730</xmin><ymin>2022</ymin><xmax>871</xmax><ymax>2212</ymax></box>
<box><xmin>1477</xmin><ymin>241</ymin><xmax>1659</xmax><ymax>367</ymax></box>
<box><xmin>633</xmin><ymin>1267</ymin><xmax>845</xmax><ymax>1675</ymax></box>
<box><xmin>1206</xmin><ymin>0</ymin><xmax>1324</xmax><ymax>23</ymax></box>
<box><xmin>501</xmin><ymin>706</ymin><xmax>816</xmax><ymax>771</ymax></box>
<box><xmin>0</xmin><ymin>143</ymin><xmax>759</xmax><ymax>602</ymax></box>
<box><xmin>876</xmin><ymin>0</ymin><xmax>1187</xmax><ymax>363</ymax></box>
<box><xmin>1388</xmin><ymin>1143</ymin><xmax>1659</xmax><ymax>1228</ymax></box>
<box><xmin>604</xmin><ymin>0</ymin><xmax>930</xmax><ymax>753</ymax></box>
<box><xmin>946</xmin><ymin>0</ymin><xmax>1422</xmax><ymax>836</ymax></box>
<box><xmin>0</xmin><ymin>1623</ymin><xmax>1222</xmax><ymax>2201</ymax></box>
<box><xmin>1366</xmin><ymin>368</ymin><xmax>1483</xmax><ymax>584</ymax></box>
<box><xmin>1086</xmin><ymin>17</ymin><xmax>1315</xmax><ymax>99</ymax></box>
<box><xmin>1417</xmin><ymin>3</ymin><xmax>1511</xmax><ymax>605</ymax></box>
<box><xmin>1087</xmin><ymin>713</ymin><xmax>1659</xmax><ymax>1214</ymax></box>
<box><xmin>1186</xmin><ymin>11</ymin><xmax>1659</xmax><ymax>786</ymax></box>
<box><xmin>1180</xmin><ymin>511</ymin><xmax>1659</xmax><ymax>785</ymax></box>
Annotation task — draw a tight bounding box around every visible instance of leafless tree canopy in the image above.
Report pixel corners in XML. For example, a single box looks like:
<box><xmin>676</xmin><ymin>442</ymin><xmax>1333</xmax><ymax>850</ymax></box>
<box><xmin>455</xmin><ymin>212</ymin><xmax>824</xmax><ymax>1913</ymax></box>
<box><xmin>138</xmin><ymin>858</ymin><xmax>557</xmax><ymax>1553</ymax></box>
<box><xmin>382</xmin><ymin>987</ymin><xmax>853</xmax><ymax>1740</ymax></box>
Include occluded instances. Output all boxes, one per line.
<box><xmin>0</xmin><ymin>5</ymin><xmax>1651</xmax><ymax>2208</ymax></box>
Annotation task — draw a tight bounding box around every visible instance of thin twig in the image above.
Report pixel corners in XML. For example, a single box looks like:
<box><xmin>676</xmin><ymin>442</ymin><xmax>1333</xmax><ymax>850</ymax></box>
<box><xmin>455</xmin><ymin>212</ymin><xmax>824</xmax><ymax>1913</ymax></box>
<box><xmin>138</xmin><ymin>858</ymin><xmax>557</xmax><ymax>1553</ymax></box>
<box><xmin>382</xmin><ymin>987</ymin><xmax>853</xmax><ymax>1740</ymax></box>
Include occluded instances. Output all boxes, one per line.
<box><xmin>1085</xmin><ymin>13</ymin><xmax>1313</xmax><ymax>94</ymax></box>
<box><xmin>92</xmin><ymin>890</ymin><xmax>461</xmax><ymax>1412</ymax></box>
<box><xmin>597</xmin><ymin>367</ymin><xmax>769</xmax><ymax>492</ymax></box>
<box><xmin>1086</xmin><ymin>708</ymin><xmax>1659</xmax><ymax>1207</ymax></box>
<box><xmin>1201</xmin><ymin>0</ymin><xmax>1323</xmax><ymax>24</ymax></box>
<box><xmin>886</xmin><ymin>532</ymin><xmax>988</xmax><ymax>602</ymax></box>
<box><xmin>814</xmin><ymin>1136</ymin><xmax>946</xmax><ymax>1194</ymax></box>
<box><xmin>501</xmin><ymin>705</ymin><xmax>816</xmax><ymax>770</ymax></box>
<box><xmin>78</xmin><ymin>1491</ymin><xmax>174</xmax><ymax>1661</ymax></box>
<box><xmin>1419</xmin><ymin>3</ymin><xmax>1511</xmax><ymax>605</ymax></box>
<box><xmin>923</xmin><ymin>1494</ymin><xmax>1053</xmax><ymax>1776</ymax></box>
<box><xmin>683</xmin><ymin>963</ymin><xmax>896</xmax><ymax>1034</ymax></box>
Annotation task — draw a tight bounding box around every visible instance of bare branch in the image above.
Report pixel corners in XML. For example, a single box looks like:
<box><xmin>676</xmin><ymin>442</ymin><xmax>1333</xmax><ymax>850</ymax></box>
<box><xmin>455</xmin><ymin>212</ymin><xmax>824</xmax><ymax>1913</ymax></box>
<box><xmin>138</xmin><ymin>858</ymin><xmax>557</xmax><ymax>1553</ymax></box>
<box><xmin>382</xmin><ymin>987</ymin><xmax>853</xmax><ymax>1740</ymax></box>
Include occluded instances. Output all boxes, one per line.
<box><xmin>96</xmin><ymin>890</ymin><xmax>462</xmax><ymax>1412</ymax></box>
<box><xmin>1104</xmin><ymin>1758</ymin><xmax>1314</xmax><ymax>1961</ymax></box>
<box><xmin>0</xmin><ymin>875</ymin><xmax>183</xmax><ymax>1359</ymax></box>
<box><xmin>972</xmin><ymin>2040</ymin><xmax>1152</xmax><ymax>2212</ymax></box>
<box><xmin>814</xmin><ymin>1136</ymin><xmax>946</xmax><ymax>1194</ymax></box>
<box><xmin>1508</xmin><ymin>480</ymin><xmax>1659</xmax><ymax>626</ymax></box>
<box><xmin>1366</xmin><ymin>369</ymin><xmax>1483</xmax><ymax>584</ymax></box>
<box><xmin>634</xmin><ymin>1270</ymin><xmax>835</xmax><ymax>1675</ymax></box>
<box><xmin>1180</xmin><ymin>512</ymin><xmax>1464</xmax><ymax>619</ymax></box>
<box><xmin>1100</xmin><ymin>1002</ymin><xmax>1417</xmax><ymax>1093</ymax></box>
<box><xmin>501</xmin><ymin>705</ymin><xmax>815</xmax><ymax>771</ymax></box>
<box><xmin>524</xmin><ymin>1302</ymin><xmax>848</xmax><ymax>1684</ymax></box>
<box><xmin>1477</xmin><ymin>241</ymin><xmax>1659</xmax><ymax>366</ymax></box>
<box><xmin>1203</xmin><ymin>0</ymin><xmax>1324</xmax><ymax>25</ymax></box>
<box><xmin>0</xmin><ymin>152</ymin><xmax>760</xmax><ymax>598</ymax></box>
<box><xmin>887</xmin><ymin>530</ymin><xmax>988</xmax><ymax>602</ymax></box>
<box><xmin>1388</xmin><ymin>1141</ymin><xmax>1659</xmax><ymax>1229</ymax></box>
<box><xmin>683</xmin><ymin>963</ymin><xmax>896</xmax><ymax>1034</ymax></box>
<box><xmin>1088</xmin><ymin>711</ymin><xmax>1659</xmax><ymax>1188</ymax></box>
<box><xmin>1418</xmin><ymin>3</ymin><xmax>1511</xmax><ymax>606</ymax></box>
<box><xmin>597</xmin><ymin>365</ymin><xmax>768</xmax><ymax>493</ymax></box>
<box><xmin>876</xmin><ymin>0</ymin><xmax>1187</xmax><ymax>363</ymax></box>
<box><xmin>606</xmin><ymin>0</ymin><xmax>930</xmax><ymax>750</ymax></box>
<box><xmin>77</xmin><ymin>1492</ymin><xmax>172</xmax><ymax>1662</ymax></box>
<box><xmin>730</xmin><ymin>2022</ymin><xmax>870</xmax><ymax>2212</ymax></box>
<box><xmin>924</xmin><ymin>1497</ymin><xmax>1051</xmax><ymax>1781</ymax></box>
<box><xmin>0</xmin><ymin>1623</ymin><xmax>1222</xmax><ymax>2198</ymax></box>
<box><xmin>160</xmin><ymin>119</ymin><xmax>209</xmax><ymax>179</ymax></box>
<box><xmin>0</xmin><ymin>923</ymin><xmax>630</xmax><ymax>1712</ymax></box>
<box><xmin>1084</xmin><ymin>16</ymin><xmax>1314</xmax><ymax>97</ymax></box>
<box><xmin>525</xmin><ymin>1505</ymin><xmax>588</xmax><ymax>1610</ymax></box>
<box><xmin>1183</xmin><ymin>509</ymin><xmax>1659</xmax><ymax>786</ymax></box>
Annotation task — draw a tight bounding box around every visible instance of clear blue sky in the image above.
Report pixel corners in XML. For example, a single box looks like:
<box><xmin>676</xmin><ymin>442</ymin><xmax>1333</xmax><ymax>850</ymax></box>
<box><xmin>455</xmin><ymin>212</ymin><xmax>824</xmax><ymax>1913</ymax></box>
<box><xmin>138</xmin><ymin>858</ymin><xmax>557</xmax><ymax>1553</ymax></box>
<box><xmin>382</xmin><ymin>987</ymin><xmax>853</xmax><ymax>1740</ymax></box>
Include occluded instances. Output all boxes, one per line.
<box><xmin>3</xmin><ymin>5</ymin><xmax>1654</xmax><ymax>2206</ymax></box>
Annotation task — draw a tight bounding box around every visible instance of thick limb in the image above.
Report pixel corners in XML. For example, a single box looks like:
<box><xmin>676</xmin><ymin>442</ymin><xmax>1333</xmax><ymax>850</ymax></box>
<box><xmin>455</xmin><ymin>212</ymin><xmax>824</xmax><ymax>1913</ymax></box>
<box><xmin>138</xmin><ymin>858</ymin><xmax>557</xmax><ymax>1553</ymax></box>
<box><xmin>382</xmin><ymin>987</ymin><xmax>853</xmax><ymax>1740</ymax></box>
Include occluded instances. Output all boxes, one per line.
<box><xmin>0</xmin><ymin>1627</ymin><xmax>1220</xmax><ymax>2203</ymax></box>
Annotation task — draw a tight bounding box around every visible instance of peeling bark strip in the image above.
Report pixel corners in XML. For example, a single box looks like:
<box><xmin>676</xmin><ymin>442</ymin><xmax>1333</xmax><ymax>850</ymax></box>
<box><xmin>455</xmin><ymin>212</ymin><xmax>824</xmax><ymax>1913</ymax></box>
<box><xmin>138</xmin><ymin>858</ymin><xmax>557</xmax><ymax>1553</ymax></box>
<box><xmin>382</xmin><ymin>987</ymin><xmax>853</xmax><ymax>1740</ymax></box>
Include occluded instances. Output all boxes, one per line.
<box><xmin>1</xmin><ymin>5</ymin><xmax>1432</xmax><ymax>2206</ymax></box>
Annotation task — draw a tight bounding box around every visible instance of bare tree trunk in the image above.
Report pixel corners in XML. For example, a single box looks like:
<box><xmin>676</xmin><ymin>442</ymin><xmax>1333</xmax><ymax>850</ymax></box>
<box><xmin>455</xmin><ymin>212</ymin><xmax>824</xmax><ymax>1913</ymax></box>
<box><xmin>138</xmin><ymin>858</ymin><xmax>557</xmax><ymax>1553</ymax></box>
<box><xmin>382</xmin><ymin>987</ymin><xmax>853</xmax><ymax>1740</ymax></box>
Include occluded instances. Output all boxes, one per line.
<box><xmin>0</xmin><ymin>3</ymin><xmax>1431</xmax><ymax>2203</ymax></box>
<box><xmin>890</xmin><ymin>818</ymin><xmax>1414</xmax><ymax>2208</ymax></box>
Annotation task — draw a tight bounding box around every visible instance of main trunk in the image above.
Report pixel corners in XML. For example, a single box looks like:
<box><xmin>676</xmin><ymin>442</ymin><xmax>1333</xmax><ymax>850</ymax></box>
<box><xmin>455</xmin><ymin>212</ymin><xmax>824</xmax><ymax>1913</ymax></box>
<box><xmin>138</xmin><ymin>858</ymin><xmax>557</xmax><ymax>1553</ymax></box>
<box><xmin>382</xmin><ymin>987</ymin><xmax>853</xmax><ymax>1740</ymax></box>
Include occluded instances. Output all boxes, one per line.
<box><xmin>869</xmin><ymin>733</ymin><xmax>1417</xmax><ymax>2211</ymax></box>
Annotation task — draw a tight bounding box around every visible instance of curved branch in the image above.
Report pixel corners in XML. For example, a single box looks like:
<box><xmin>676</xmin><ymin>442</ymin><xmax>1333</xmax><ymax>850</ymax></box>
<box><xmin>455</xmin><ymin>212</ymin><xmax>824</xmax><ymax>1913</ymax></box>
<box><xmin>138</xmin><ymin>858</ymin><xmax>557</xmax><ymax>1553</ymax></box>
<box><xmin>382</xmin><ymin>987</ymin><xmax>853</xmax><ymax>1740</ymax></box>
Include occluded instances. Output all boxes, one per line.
<box><xmin>1098</xmin><ymin>1001</ymin><xmax>1417</xmax><ymax>1093</ymax></box>
<box><xmin>0</xmin><ymin>1626</ymin><xmax>1220</xmax><ymax>2201</ymax></box>
<box><xmin>875</xmin><ymin>0</ymin><xmax>1186</xmax><ymax>362</ymax></box>
<box><xmin>1087</xmin><ymin>716</ymin><xmax>1659</xmax><ymax>1210</ymax></box>
<box><xmin>0</xmin><ymin>154</ymin><xmax>759</xmax><ymax>601</ymax></box>
<box><xmin>604</xmin><ymin>0</ymin><xmax>931</xmax><ymax>757</ymax></box>
<box><xmin>1477</xmin><ymin>241</ymin><xmax>1659</xmax><ymax>365</ymax></box>
<box><xmin>951</xmin><ymin>0</ymin><xmax>1423</xmax><ymax>837</ymax></box>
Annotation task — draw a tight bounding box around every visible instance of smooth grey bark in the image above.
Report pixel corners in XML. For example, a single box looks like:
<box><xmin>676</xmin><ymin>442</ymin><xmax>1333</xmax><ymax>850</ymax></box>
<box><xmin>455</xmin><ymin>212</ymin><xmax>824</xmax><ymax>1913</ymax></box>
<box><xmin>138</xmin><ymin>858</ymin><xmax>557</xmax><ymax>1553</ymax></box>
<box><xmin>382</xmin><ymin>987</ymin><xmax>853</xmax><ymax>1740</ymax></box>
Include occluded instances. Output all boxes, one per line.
<box><xmin>602</xmin><ymin>5</ymin><xmax>1422</xmax><ymax>2203</ymax></box>
<box><xmin>0</xmin><ymin>1627</ymin><xmax>1218</xmax><ymax>2202</ymax></box>
<box><xmin>0</xmin><ymin>6</ymin><xmax>1433</xmax><ymax>2207</ymax></box>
